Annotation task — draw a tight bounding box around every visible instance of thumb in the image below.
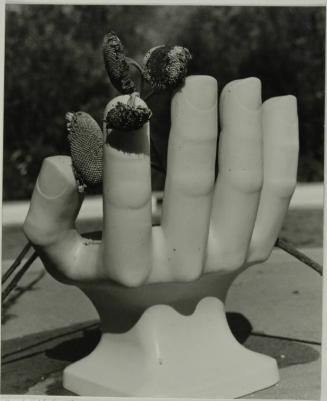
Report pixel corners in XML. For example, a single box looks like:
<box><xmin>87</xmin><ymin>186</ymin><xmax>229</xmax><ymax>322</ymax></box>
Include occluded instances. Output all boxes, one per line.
<box><xmin>24</xmin><ymin>156</ymin><xmax>83</xmax><ymax>246</ymax></box>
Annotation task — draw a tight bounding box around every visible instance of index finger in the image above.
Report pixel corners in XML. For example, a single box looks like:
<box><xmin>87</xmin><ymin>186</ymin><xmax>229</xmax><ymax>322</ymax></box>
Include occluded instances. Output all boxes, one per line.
<box><xmin>161</xmin><ymin>75</ymin><xmax>218</xmax><ymax>281</ymax></box>
<box><xmin>101</xmin><ymin>95</ymin><xmax>152</xmax><ymax>287</ymax></box>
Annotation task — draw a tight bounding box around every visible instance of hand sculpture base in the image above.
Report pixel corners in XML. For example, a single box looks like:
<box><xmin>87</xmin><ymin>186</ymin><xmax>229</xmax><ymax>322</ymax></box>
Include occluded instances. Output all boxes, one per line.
<box><xmin>63</xmin><ymin>276</ymin><xmax>279</xmax><ymax>398</ymax></box>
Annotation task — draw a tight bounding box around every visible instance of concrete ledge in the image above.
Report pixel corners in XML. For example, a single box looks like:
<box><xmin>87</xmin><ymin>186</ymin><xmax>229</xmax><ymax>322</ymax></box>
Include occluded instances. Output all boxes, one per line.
<box><xmin>2</xmin><ymin>248</ymin><xmax>322</xmax><ymax>342</ymax></box>
<box><xmin>2</xmin><ymin>183</ymin><xmax>324</xmax><ymax>226</ymax></box>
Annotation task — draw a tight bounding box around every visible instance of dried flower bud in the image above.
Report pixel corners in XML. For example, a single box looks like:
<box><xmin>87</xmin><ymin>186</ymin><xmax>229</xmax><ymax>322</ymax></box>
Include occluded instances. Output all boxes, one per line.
<box><xmin>143</xmin><ymin>45</ymin><xmax>192</xmax><ymax>91</ymax></box>
<box><xmin>103</xmin><ymin>31</ymin><xmax>135</xmax><ymax>94</ymax></box>
<box><xmin>105</xmin><ymin>93</ymin><xmax>152</xmax><ymax>131</ymax></box>
<box><xmin>66</xmin><ymin>111</ymin><xmax>103</xmax><ymax>191</ymax></box>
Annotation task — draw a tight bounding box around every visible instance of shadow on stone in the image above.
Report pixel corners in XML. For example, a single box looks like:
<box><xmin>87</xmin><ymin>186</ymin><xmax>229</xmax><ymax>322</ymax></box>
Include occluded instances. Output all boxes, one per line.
<box><xmin>226</xmin><ymin>312</ymin><xmax>253</xmax><ymax>343</ymax></box>
<box><xmin>2</xmin><ymin>270</ymin><xmax>45</xmax><ymax>324</ymax></box>
<box><xmin>46</xmin><ymin>327</ymin><xmax>101</xmax><ymax>362</ymax></box>
<box><xmin>46</xmin><ymin>311</ymin><xmax>319</xmax><ymax>371</ymax></box>
<box><xmin>226</xmin><ymin>312</ymin><xmax>320</xmax><ymax>368</ymax></box>
<box><xmin>47</xmin><ymin>312</ymin><xmax>252</xmax><ymax>363</ymax></box>
<box><xmin>245</xmin><ymin>335</ymin><xmax>320</xmax><ymax>368</ymax></box>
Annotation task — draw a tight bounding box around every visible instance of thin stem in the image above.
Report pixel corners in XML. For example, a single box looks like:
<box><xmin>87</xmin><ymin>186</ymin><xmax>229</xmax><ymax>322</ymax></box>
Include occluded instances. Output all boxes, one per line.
<box><xmin>144</xmin><ymin>90</ymin><xmax>155</xmax><ymax>101</ymax></box>
<box><xmin>275</xmin><ymin>238</ymin><xmax>322</xmax><ymax>276</ymax></box>
<box><xmin>125</xmin><ymin>57</ymin><xmax>144</xmax><ymax>76</ymax></box>
<box><xmin>151</xmin><ymin>161</ymin><xmax>166</xmax><ymax>175</ymax></box>
<box><xmin>125</xmin><ymin>57</ymin><xmax>145</xmax><ymax>96</ymax></box>
<box><xmin>2</xmin><ymin>242</ymin><xmax>32</xmax><ymax>284</ymax></box>
<box><xmin>2</xmin><ymin>252</ymin><xmax>38</xmax><ymax>302</ymax></box>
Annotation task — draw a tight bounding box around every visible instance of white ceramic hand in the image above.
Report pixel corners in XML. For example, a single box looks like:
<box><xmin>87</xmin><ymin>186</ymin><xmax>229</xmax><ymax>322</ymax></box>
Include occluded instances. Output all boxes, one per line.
<box><xmin>23</xmin><ymin>75</ymin><xmax>299</xmax><ymax>287</ymax></box>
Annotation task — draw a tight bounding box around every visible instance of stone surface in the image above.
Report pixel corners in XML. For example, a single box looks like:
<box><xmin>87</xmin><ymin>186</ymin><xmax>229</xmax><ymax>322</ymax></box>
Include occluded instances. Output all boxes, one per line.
<box><xmin>226</xmin><ymin>248</ymin><xmax>322</xmax><ymax>343</ymax></box>
<box><xmin>1</xmin><ymin>248</ymin><xmax>323</xmax><ymax>399</ymax></box>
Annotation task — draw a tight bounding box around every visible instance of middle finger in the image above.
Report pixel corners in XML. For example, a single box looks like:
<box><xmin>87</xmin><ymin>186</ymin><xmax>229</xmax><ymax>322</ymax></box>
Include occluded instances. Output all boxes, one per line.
<box><xmin>206</xmin><ymin>77</ymin><xmax>263</xmax><ymax>273</ymax></box>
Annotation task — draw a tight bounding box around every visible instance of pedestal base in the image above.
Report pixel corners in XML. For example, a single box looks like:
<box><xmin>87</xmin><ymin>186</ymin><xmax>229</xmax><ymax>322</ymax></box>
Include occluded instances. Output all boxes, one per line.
<box><xmin>63</xmin><ymin>297</ymin><xmax>279</xmax><ymax>398</ymax></box>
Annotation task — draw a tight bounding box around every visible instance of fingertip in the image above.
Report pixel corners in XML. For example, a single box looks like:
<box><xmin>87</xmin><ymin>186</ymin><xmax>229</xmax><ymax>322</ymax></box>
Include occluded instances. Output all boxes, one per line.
<box><xmin>24</xmin><ymin>156</ymin><xmax>83</xmax><ymax>247</ymax></box>
<box><xmin>179</xmin><ymin>75</ymin><xmax>218</xmax><ymax>110</ymax></box>
<box><xmin>170</xmin><ymin>75</ymin><xmax>218</xmax><ymax>142</ymax></box>
<box><xmin>37</xmin><ymin>156</ymin><xmax>77</xmax><ymax>199</ymax></box>
<box><xmin>263</xmin><ymin>95</ymin><xmax>298</xmax><ymax>124</ymax></box>
<box><xmin>220</xmin><ymin>77</ymin><xmax>261</xmax><ymax>111</ymax></box>
<box><xmin>220</xmin><ymin>77</ymin><xmax>262</xmax><ymax>129</ymax></box>
<box><xmin>236</xmin><ymin>77</ymin><xmax>262</xmax><ymax>110</ymax></box>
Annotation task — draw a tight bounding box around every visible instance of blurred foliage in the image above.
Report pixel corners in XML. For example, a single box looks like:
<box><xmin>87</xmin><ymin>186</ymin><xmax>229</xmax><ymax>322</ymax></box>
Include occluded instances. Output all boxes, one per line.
<box><xmin>3</xmin><ymin>5</ymin><xmax>325</xmax><ymax>200</ymax></box>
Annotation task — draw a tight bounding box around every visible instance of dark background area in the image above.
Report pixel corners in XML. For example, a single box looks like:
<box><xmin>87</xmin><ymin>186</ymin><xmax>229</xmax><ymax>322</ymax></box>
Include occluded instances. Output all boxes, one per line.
<box><xmin>3</xmin><ymin>5</ymin><xmax>325</xmax><ymax>200</ymax></box>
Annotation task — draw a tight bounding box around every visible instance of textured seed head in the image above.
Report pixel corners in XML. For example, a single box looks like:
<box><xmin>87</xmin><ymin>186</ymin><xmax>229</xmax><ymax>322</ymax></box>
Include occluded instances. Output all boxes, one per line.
<box><xmin>103</xmin><ymin>31</ymin><xmax>135</xmax><ymax>94</ymax></box>
<box><xmin>66</xmin><ymin>112</ymin><xmax>103</xmax><ymax>191</ymax></box>
<box><xmin>143</xmin><ymin>45</ymin><xmax>192</xmax><ymax>91</ymax></box>
<box><xmin>105</xmin><ymin>93</ymin><xmax>152</xmax><ymax>131</ymax></box>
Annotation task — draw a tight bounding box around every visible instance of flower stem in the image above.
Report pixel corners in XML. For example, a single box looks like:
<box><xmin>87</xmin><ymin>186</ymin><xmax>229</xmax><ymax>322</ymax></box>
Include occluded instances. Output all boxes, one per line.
<box><xmin>126</xmin><ymin>57</ymin><xmax>145</xmax><ymax>95</ymax></box>
<box><xmin>2</xmin><ymin>241</ymin><xmax>32</xmax><ymax>284</ymax></box>
<box><xmin>126</xmin><ymin>57</ymin><xmax>144</xmax><ymax>76</ymax></box>
<box><xmin>127</xmin><ymin>92</ymin><xmax>140</xmax><ymax>107</ymax></box>
<box><xmin>2</xmin><ymin>251</ymin><xmax>38</xmax><ymax>302</ymax></box>
<box><xmin>144</xmin><ymin>90</ymin><xmax>155</xmax><ymax>101</ymax></box>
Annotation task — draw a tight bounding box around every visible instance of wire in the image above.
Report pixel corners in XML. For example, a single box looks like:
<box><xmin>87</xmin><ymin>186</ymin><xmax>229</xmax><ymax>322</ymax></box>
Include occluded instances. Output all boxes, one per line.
<box><xmin>2</xmin><ymin>252</ymin><xmax>38</xmax><ymax>302</ymax></box>
<box><xmin>2</xmin><ymin>322</ymin><xmax>99</xmax><ymax>361</ymax></box>
<box><xmin>276</xmin><ymin>238</ymin><xmax>323</xmax><ymax>276</ymax></box>
<box><xmin>250</xmin><ymin>331</ymin><xmax>321</xmax><ymax>346</ymax></box>
<box><xmin>2</xmin><ymin>241</ymin><xmax>32</xmax><ymax>284</ymax></box>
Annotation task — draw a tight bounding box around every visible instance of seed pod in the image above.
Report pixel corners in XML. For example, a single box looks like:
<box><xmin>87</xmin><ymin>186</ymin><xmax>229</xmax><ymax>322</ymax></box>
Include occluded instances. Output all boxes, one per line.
<box><xmin>103</xmin><ymin>31</ymin><xmax>135</xmax><ymax>94</ymax></box>
<box><xmin>105</xmin><ymin>93</ymin><xmax>152</xmax><ymax>132</ymax></box>
<box><xmin>66</xmin><ymin>112</ymin><xmax>103</xmax><ymax>191</ymax></box>
<box><xmin>143</xmin><ymin>45</ymin><xmax>192</xmax><ymax>91</ymax></box>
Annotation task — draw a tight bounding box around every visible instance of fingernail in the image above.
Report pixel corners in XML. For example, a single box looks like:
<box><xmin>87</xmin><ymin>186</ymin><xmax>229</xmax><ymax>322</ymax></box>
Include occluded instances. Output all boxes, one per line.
<box><xmin>181</xmin><ymin>75</ymin><xmax>217</xmax><ymax>110</ymax></box>
<box><xmin>235</xmin><ymin>77</ymin><xmax>262</xmax><ymax>110</ymax></box>
<box><xmin>38</xmin><ymin>156</ymin><xmax>74</xmax><ymax>197</ymax></box>
<box><xmin>263</xmin><ymin>95</ymin><xmax>297</xmax><ymax>124</ymax></box>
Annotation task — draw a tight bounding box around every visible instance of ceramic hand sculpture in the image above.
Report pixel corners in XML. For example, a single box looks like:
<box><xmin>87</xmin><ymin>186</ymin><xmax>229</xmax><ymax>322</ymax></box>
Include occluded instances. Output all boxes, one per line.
<box><xmin>23</xmin><ymin>75</ymin><xmax>299</xmax><ymax>398</ymax></box>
